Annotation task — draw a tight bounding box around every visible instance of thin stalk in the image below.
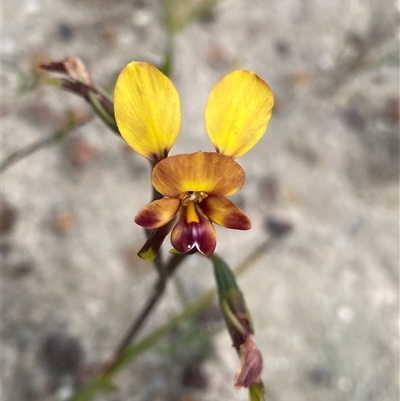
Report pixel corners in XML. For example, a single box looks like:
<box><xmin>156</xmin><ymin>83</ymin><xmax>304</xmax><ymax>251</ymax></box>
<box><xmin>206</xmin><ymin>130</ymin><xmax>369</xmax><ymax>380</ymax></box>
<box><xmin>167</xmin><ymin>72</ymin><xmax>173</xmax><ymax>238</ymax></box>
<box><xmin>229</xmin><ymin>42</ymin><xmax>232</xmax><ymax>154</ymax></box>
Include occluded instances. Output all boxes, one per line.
<box><xmin>101</xmin><ymin>240</ymin><xmax>270</xmax><ymax>378</ymax></box>
<box><xmin>102</xmin><ymin>253</ymin><xmax>186</xmax><ymax>376</ymax></box>
<box><xmin>161</xmin><ymin>0</ymin><xmax>176</xmax><ymax>77</ymax></box>
<box><xmin>72</xmin><ymin>239</ymin><xmax>274</xmax><ymax>400</ymax></box>
<box><xmin>1</xmin><ymin>112</ymin><xmax>91</xmax><ymax>173</ymax></box>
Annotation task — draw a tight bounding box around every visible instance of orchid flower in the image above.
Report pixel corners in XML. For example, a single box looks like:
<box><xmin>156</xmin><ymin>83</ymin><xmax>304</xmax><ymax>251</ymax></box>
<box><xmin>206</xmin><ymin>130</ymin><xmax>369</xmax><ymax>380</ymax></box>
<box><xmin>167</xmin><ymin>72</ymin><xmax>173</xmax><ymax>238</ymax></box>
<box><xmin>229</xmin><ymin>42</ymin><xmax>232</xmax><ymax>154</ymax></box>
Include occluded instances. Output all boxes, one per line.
<box><xmin>114</xmin><ymin>62</ymin><xmax>274</xmax><ymax>260</ymax></box>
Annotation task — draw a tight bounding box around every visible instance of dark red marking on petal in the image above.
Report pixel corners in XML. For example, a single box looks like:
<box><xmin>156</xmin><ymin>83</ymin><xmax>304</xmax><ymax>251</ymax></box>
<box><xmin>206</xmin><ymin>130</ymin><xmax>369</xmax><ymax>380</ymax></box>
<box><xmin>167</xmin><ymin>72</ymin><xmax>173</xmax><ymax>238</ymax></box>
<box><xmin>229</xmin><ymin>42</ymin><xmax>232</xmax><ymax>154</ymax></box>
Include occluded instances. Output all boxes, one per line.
<box><xmin>171</xmin><ymin>207</ymin><xmax>216</xmax><ymax>257</ymax></box>
<box><xmin>135</xmin><ymin>198</ymin><xmax>180</xmax><ymax>229</ymax></box>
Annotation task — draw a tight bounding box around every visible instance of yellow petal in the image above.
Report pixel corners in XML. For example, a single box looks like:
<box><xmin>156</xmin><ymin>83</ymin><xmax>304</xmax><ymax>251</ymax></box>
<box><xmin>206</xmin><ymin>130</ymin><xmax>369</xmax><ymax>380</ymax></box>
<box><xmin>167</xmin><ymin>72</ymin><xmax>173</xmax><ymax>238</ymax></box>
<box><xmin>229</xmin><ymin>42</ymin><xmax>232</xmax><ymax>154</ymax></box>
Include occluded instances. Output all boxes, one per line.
<box><xmin>114</xmin><ymin>62</ymin><xmax>181</xmax><ymax>163</ymax></box>
<box><xmin>205</xmin><ymin>70</ymin><xmax>274</xmax><ymax>158</ymax></box>
<box><xmin>152</xmin><ymin>152</ymin><xmax>245</xmax><ymax>197</ymax></box>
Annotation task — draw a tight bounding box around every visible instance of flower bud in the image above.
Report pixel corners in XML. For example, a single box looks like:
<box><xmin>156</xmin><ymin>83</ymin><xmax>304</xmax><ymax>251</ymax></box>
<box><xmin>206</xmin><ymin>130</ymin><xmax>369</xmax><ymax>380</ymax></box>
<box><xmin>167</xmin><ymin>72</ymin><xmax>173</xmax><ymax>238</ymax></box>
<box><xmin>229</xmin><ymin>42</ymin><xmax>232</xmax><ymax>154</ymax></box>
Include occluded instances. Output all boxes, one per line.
<box><xmin>41</xmin><ymin>57</ymin><xmax>119</xmax><ymax>134</ymax></box>
<box><xmin>211</xmin><ymin>254</ymin><xmax>265</xmax><ymax>393</ymax></box>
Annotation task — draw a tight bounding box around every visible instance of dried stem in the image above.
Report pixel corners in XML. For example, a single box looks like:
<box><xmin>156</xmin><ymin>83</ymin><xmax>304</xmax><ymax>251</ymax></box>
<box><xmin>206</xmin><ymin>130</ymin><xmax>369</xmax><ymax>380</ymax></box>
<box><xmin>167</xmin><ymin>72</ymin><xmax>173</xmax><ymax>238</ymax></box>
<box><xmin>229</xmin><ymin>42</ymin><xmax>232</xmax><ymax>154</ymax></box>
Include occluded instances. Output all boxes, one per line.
<box><xmin>0</xmin><ymin>111</ymin><xmax>92</xmax><ymax>173</ymax></box>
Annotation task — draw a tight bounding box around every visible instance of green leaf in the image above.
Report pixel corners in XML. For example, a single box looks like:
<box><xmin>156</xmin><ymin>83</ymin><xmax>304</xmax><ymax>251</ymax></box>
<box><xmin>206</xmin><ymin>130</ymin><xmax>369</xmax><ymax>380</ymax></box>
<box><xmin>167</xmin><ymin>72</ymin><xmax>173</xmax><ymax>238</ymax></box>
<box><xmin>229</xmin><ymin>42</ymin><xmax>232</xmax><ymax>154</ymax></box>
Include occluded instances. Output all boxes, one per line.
<box><xmin>211</xmin><ymin>254</ymin><xmax>239</xmax><ymax>296</ymax></box>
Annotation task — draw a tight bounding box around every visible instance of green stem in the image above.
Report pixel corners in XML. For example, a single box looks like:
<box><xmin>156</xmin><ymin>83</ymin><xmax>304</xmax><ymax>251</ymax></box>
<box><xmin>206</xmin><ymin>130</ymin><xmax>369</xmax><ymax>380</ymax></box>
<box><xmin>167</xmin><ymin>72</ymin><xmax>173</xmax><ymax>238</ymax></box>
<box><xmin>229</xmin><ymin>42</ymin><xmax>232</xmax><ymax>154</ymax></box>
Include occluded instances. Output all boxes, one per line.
<box><xmin>103</xmin><ymin>278</ymin><xmax>214</xmax><ymax>377</ymax></box>
<box><xmin>87</xmin><ymin>91</ymin><xmax>119</xmax><ymax>134</ymax></box>
<box><xmin>0</xmin><ymin>111</ymin><xmax>91</xmax><ymax>173</ymax></box>
<box><xmin>161</xmin><ymin>0</ymin><xmax>175</xmax><ymax>77</ymax></box>
<box><xmin>147</xmin><ymin>184</ymin><xmax>166</xmax><ymax>275</ymax></box>
<box><xmin>102</xmin><ymin>252</ymin><xmax>186</xmax><ymax>376</ymax></box>
<box><xmin>220</xmin><ymin>299</ymin><xmax>247</xmax><ymax>335</ymax></box>
<box><xmin>73</xmin><ymin>240</ymin><xmax>272</xmax><ymax>401</ymax></box>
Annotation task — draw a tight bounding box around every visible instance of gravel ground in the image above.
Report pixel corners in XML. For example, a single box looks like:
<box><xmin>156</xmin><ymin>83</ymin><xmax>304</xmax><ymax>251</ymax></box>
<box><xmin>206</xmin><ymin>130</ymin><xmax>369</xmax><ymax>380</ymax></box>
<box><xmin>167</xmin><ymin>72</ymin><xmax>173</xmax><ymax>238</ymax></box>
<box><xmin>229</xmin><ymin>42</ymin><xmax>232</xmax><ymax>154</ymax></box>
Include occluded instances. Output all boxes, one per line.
<box><xmin>2</xmin><ymin>1</ymin><xmax>399</xmax><ymax>400</ymax></box>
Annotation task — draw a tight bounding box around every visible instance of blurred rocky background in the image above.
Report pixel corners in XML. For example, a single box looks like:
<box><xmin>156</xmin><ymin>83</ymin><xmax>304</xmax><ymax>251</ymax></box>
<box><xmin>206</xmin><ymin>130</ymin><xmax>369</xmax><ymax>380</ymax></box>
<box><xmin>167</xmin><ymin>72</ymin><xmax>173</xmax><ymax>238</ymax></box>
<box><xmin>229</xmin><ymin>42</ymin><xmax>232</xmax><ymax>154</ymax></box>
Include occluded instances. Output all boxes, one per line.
<box><xmin>2</xmin><ymin>0</ymin><xmax>399</xmax><ymax>400</ymax></box>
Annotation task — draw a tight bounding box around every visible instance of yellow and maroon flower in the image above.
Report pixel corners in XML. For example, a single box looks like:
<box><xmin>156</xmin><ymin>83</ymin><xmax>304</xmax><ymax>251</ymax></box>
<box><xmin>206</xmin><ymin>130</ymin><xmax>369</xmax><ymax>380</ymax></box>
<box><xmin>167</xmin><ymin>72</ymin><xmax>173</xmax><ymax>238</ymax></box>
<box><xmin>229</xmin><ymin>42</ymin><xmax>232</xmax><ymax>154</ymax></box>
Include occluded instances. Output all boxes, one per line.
<box><xmin>114</xmin><ymin>62</ymin><xmax>274</xmax><ymax>260</ymax></box>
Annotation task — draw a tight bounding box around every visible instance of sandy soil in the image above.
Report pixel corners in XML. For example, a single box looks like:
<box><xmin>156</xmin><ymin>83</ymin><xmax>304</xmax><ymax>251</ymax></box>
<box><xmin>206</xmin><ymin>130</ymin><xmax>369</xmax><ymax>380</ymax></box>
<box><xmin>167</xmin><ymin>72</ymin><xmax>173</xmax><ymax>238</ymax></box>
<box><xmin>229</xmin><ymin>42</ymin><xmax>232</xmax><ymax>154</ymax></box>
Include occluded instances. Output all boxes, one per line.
<box><xmin>2</xmin><ymin>0</ymin><xmax>399</xmax><ymax>400</ymax></box>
